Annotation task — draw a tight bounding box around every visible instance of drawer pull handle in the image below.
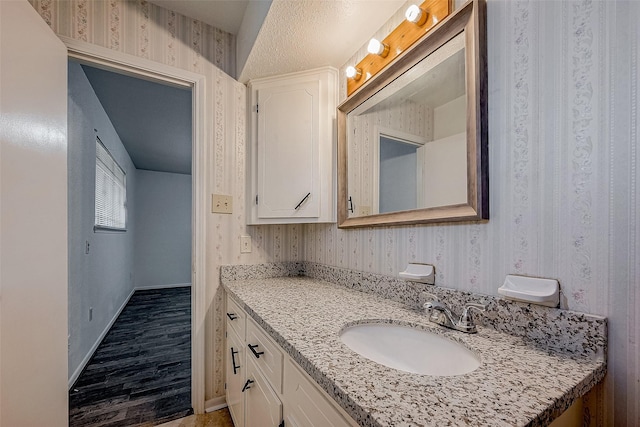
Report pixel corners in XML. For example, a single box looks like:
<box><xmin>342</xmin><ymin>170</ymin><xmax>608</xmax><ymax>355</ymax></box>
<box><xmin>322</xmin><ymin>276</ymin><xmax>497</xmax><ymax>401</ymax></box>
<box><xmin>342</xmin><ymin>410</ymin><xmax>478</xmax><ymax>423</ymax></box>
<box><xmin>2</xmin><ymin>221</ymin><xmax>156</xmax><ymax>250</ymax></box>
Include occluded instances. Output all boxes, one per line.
<box><xmin>248</xmin><ymin>343</ymin><xmax>264</xmax><ymax>358</ymax></box>
<box><xmin>230</xmin><ymin>347</ymin><xmax>240</xmax><ymax>375</ymax></box>
<box><xmin>241</xmin><ymin>379</ymin><xmax>254</xmax><ymax>392</ymax></box>
<box><xmin>226</xmin><ymin>313</ymin><xmax>238</xmax><ymax>321</ymax></box>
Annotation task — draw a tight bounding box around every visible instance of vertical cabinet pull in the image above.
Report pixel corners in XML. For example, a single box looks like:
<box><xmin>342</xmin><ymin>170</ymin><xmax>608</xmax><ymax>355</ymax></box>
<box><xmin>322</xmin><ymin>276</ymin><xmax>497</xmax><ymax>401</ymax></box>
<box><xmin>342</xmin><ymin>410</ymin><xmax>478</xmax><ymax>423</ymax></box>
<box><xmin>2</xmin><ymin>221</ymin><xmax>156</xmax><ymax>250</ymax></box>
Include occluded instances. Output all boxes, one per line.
<box><xmin>241</xmin><ymin>379</ymin><xmax>254</xmax><ymax>392</ymax></box>
<box><xmin>226</xmin><ymin>312</ymin><xmax>238</xmax><ymax>320</ymax></box>
<box><xmin>248</xmin><ymin>343</ymin><xmax>264</xmax><ymax>358</ymax></box>
<box><xmin>230</xmin><ymin>347</ymin><xmax>240</xmax><ymax>375</ymax></box>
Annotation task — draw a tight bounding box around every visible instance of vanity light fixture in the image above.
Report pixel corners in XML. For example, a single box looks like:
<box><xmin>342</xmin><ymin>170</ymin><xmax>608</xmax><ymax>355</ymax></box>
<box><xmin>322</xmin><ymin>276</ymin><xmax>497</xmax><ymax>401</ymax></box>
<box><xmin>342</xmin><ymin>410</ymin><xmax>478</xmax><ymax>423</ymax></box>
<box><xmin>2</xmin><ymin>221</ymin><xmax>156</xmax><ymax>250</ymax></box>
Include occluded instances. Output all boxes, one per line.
<box><xmin>367</xmin><ymin>38</ymin><xmax>390</xmax><ymax>57</ymax></box>
<box><xmin>345</xmin><ymin>66</ymin><xmax>362</xmax><ymax>81</ymax></box>
<box><xmin>405</xmin><ymin>4</ymin><xmax>428</xmax><ymax>26</ymax></box>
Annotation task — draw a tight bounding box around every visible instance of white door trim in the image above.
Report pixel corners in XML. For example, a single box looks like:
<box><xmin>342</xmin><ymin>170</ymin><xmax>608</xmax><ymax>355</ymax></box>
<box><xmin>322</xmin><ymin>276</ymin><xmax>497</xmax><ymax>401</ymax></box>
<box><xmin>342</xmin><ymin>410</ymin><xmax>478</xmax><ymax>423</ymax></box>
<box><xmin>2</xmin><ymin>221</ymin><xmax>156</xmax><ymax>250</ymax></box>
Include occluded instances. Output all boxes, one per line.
<box><xmin>61</xmin><ymin>36</ymin><xmax>208</xmax><ymax>414</ymax></box>
<box><xmin>372</xmin><ymin>125</ymin><xmax>427</xmax><ymax>215</ymax></box>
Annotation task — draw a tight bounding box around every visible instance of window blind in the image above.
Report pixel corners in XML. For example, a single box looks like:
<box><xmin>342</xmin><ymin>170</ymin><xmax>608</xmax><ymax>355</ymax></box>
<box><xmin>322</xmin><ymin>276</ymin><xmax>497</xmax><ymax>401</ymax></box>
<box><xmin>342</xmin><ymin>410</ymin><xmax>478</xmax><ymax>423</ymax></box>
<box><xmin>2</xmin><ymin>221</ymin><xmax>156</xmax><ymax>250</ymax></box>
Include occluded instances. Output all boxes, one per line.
<box><xmin>95</xmin><ymin>138</ymin><xmax>126</xmax><ymax>230</ymax></box>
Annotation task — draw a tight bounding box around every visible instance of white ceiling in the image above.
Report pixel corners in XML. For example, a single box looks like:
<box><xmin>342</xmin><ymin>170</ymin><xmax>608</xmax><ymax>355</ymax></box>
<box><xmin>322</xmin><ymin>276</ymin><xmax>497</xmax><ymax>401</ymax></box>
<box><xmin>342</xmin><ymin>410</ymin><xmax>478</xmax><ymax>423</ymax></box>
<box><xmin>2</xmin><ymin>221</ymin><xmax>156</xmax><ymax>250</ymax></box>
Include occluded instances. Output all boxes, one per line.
<box><xmin>238</xmin><ymin>0</ymin><xmax>406</xmax><ymax>82</ymax></box>
<box><xmin>81</xmin><ymin>64</ymin><xmax>193</xmax><ymax>175</ymax></box>
<box><xmin>148</xmin><ymin>0</ymin><xmax>250</xmax><ymax>35</ymax></box>
<box><xmin>152</xmin><ymin>0</ymin><xmax>407</xmax><ymax>82</ymax></box>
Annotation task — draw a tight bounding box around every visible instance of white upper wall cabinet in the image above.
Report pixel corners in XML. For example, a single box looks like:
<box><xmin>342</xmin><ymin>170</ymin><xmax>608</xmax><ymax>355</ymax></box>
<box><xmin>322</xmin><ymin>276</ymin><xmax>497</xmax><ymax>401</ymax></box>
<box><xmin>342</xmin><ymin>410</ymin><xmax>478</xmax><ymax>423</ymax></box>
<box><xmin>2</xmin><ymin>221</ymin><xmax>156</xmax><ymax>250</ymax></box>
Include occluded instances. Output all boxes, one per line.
<box><xmin>247</xmin><ymin>67</ymin><xmax>338</xmax><ymax>224</ymax></box>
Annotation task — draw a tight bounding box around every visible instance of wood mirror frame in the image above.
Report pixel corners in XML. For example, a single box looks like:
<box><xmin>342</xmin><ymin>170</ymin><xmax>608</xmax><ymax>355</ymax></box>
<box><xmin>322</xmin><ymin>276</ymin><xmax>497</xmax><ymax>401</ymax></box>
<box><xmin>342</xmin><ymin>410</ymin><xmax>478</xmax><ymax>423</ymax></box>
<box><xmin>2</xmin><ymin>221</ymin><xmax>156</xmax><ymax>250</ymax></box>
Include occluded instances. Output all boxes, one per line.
<box><xmin>337</xmin><ymin>0</ymin><xmax>487</xmax><ymax>228</ymax></box>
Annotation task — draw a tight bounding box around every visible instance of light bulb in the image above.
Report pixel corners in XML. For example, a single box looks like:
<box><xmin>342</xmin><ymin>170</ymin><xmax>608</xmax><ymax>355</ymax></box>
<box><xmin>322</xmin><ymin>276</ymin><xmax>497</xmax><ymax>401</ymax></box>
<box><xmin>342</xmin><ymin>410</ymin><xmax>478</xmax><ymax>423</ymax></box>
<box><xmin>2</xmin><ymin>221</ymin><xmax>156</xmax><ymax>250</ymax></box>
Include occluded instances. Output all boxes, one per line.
<box><xmin>367</xmin><ymin>38</ymin><xmax>389</xmax><ymax>57</ymax></box>
<box><xmin>405</xmin><ymin>5</ymin><xmax>427</xmax><ymax>26</ymax></box>
<box><xmin>345</xmin><ymin>66</ymin><xmax>362</xmax><ymax>81</ymax></box>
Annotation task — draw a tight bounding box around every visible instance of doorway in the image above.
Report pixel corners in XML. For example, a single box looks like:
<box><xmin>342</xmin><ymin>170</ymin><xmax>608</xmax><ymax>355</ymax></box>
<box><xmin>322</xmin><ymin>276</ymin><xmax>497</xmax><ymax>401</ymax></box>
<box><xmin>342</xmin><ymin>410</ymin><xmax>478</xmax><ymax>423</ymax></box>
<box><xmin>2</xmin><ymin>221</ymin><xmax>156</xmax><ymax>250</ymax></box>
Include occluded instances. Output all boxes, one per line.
<box><xmin>64</xmin><ymin>38</ymin><xmax>208</xmax><ymax>416</ymax></box>
<box><xmin>67</xmin><ymin>59</ymin><xmax>194</xmax><ymax>425</ymax></box>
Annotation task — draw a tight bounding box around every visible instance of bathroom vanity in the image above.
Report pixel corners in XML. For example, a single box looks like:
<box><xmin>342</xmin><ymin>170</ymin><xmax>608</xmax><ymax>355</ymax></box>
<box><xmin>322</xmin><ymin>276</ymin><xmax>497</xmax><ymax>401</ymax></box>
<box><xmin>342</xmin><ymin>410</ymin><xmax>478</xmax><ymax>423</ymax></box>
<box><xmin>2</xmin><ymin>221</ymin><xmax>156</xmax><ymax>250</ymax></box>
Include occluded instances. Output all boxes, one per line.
<box><xmin>222</xmin><ymin>263</ymin><xmax>606</xmax><ymax>427</ymax></box>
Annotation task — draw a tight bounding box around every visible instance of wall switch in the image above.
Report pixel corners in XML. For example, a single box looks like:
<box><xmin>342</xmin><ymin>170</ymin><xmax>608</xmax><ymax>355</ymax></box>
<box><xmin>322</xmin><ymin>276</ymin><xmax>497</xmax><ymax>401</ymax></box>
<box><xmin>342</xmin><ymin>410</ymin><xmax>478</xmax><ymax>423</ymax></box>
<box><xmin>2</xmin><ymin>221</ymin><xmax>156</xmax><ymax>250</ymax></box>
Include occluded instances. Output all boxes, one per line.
<box><xmin>212</xmin><ymin>194</ymin><xmax>233</xmax><ymax>214</ymax></box>
<box><xmin>240</xmin><ymin>235</ymin><xmax>252</xmax><ymax>253</ymax></box>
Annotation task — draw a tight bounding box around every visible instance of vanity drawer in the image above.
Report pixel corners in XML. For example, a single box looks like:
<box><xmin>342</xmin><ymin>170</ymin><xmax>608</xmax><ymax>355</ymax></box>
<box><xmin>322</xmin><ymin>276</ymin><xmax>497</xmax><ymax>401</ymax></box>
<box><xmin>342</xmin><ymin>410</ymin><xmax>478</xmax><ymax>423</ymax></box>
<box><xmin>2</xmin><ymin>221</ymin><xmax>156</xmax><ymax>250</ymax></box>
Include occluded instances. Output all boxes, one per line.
<box><xmin>226</xmin><ymin>296</ymin><xmax>246</xmax><ymax>340</ymax></box>
<box><xmin>246</xmin><ymin>317</ymin><xmax>284</xmax><ymax>393</ymax></box>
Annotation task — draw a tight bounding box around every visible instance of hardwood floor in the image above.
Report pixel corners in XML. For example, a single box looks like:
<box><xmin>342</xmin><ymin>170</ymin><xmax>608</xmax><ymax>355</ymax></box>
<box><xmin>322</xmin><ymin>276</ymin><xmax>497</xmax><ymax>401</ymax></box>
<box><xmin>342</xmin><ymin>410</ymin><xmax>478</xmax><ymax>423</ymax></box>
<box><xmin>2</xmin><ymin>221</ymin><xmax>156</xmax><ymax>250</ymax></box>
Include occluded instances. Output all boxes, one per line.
<box><xmin>69</xmin><ymin>287</ymin><xmax>192</xmax><ymax>427</ymax></box>
<box><xmin>155</xmin><ymin>409</ymin><xmax>234</xmax><ymax>427</ymax></box>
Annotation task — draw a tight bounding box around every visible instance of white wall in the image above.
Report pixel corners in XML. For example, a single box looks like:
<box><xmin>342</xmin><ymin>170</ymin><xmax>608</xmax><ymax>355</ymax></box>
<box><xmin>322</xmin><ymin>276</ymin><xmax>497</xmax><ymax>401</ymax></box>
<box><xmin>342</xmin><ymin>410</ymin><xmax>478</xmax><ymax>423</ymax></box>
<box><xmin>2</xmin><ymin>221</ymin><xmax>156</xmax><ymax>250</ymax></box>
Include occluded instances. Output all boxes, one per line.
<box><xmin>236</xmin><ymin>0</ymin><xmax>272</xmax><ymax>80</ymax></box>
<box><xmin>0</xmin><ymin>2</ymin><xmax>68</xmax><ymax>425</ymax></box>
<box><xmin>309</xmin><ymin>0</ymin><xmax>639</xmax><ymax>425</ymax></box>
<box><xmin>134</xmin><ymin>170</ymin><xmax>191</xmax><ymax>288</ymax></box>
<box><xmin>433</xmin><ymin>95</ymin><xmax>465</xmax><ymax>140</ymax></box>
<box><xmin>67</xmin><ymin>61</ymin><xmax>137</xmax><ymax>383</ymax></box>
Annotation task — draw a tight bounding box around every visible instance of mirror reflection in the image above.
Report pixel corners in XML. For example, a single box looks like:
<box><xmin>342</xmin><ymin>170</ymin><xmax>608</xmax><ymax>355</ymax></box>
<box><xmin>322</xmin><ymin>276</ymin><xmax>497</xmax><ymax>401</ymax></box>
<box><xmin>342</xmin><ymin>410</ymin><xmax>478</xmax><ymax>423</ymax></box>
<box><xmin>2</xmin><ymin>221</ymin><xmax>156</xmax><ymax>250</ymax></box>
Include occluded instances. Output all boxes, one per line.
<box><xmin>347</xmin><ymin>32</ymin><xmax>467</xmax><ymax>218</ymax></box>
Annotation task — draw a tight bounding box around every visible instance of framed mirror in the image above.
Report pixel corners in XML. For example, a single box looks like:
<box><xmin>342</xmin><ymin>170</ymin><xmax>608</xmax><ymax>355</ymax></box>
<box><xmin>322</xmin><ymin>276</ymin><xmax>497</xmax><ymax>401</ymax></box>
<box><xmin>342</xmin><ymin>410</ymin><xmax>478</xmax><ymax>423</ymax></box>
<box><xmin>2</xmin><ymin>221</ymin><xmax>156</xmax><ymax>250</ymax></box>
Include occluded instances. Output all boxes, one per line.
<box><xmin>337</xmin><ymin>0</ymin><xmax>487</xmax><ymax>228</ymax></box>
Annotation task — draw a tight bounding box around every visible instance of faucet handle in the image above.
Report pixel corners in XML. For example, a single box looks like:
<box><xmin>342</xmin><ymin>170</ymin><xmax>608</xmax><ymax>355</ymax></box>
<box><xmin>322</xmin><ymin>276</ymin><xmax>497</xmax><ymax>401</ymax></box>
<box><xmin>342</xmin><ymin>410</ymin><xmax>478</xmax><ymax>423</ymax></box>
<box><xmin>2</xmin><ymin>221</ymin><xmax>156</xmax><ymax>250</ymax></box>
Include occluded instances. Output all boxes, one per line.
<box><xmin>458</xmin><ymin>302</ymin><xmax>487</xmax><ymax>333</ymax></box>
<box><xmin>423</xmin><ymin>300</ymin><xmax>446</xmax><ymax>312</ymax></box>
<box><xmin>463</xmin><ymin>302</ymin><xmax>487</xmax><ymax>312</ymax></box>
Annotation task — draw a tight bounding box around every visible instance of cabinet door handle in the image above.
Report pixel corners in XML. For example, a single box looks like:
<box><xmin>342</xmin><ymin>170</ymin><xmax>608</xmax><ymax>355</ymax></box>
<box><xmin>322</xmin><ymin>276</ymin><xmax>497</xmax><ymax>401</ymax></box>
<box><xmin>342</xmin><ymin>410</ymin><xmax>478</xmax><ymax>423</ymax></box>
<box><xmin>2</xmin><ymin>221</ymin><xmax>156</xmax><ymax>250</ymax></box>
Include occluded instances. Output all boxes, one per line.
<box><xmin>230</xmin><ymin>347</ymin><xmax>240</xmax><ymax>375</ymax></box>
<box><xmin>294</xmin><ymin>192</ymin><xmax>311</xmax><ymax>210</ymax></box>
<box><xmin>241</xmin><ymin>379</ymin><xmax>254</xmax><ymax>392</ymax></box>
<box><xmin>248</xmin><ymin>343</ymin><xmax>264</xmax><ymax>358</ymax></box>
<box><xmin>226</xmin><ymin>312</ymin><xmax>238</xmax><ymax>321</ymax></box>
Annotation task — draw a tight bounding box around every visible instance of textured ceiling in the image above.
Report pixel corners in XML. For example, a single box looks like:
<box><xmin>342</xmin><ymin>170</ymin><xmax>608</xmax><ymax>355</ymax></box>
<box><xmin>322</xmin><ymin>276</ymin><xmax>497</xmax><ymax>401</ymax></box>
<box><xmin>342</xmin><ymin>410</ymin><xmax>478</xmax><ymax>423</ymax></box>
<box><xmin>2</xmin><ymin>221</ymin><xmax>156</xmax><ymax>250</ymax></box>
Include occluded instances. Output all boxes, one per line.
<box><xmin>237</xmin><ymin>0</ymin><xmax>406</xmax><ymax>82</ymax></box>
<box><xmin>147</xmin><ymin>0</ymin><xmax>249</xmax><ymax>35</ymax></box>
<box><xmin>82</xmin><ymin>65</ymin><xmax>193</xmax><ymax>175</ymax></box>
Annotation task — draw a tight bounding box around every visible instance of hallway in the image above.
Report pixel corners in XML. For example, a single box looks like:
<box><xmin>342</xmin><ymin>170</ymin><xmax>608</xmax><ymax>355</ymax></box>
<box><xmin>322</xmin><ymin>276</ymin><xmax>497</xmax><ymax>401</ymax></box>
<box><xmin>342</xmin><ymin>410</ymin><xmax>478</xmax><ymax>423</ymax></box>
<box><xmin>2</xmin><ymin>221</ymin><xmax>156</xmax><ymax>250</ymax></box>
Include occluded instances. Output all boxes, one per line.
<box><xmin>69</xmin><ymin>287</ymin><xmax>192</xmax><ymax>426</ymax></box>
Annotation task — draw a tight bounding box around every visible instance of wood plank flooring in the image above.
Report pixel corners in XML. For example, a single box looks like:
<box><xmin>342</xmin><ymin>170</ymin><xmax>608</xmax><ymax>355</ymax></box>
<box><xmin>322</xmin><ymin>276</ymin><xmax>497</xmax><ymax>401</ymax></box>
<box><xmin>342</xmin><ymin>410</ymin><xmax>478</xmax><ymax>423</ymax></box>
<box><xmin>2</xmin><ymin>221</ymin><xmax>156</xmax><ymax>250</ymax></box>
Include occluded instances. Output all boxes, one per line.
<box><xmin>155</xmin><ymin>409</ymin><xmax>234</xmax><ymax>427</ymax></box>
<box><xmin>69</xmin><ymin>287</ymin><xmax>192</xmax><ymax>427</ymax></box>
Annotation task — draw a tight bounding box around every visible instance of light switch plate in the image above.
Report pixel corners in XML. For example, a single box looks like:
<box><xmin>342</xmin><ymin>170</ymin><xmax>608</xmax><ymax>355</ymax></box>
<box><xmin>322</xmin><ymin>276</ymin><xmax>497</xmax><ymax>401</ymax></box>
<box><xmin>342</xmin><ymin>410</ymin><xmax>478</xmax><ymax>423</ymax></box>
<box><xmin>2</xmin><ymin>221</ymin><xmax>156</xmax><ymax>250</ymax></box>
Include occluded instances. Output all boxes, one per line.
<box><xmin>240</xmin><ymin>235</ymin><xmax>252</xmax><ymax>253</ymax></box>
<box><xmin>212</xmin><ymin>194</ymin><xmax>233</xmax><ymax>214</ymax></box>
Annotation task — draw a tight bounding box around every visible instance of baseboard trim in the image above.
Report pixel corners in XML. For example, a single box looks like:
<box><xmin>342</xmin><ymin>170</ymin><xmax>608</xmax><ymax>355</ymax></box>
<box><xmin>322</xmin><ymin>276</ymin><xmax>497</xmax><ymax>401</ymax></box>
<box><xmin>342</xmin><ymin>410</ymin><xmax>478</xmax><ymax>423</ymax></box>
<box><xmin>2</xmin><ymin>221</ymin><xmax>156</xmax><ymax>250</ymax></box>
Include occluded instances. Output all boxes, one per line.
<box><xmin>134</xmin><ymin>283</ymin><xmax>192</xmax><ymax>291</ymax></box>
<box><xmin>205</xmin><ymin>396</ymin><xmax>228</xmax><ymax>413</ymax></box>
<box><xmin>68</xmin><ymin>287</ymin><xmax>136</xmax><ymax>389</ymax></box>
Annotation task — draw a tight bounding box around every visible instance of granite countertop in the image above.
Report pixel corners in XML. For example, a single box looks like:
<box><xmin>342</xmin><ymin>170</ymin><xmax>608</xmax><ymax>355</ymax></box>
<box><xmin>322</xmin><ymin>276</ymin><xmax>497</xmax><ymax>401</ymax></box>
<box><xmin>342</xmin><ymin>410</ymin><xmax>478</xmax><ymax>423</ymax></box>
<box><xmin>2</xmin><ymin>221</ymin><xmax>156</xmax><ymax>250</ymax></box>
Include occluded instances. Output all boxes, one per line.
<box><xmin>223</xmin><ymin>275</ymin><xmax>606</xmax><ymax>427</ymax></box>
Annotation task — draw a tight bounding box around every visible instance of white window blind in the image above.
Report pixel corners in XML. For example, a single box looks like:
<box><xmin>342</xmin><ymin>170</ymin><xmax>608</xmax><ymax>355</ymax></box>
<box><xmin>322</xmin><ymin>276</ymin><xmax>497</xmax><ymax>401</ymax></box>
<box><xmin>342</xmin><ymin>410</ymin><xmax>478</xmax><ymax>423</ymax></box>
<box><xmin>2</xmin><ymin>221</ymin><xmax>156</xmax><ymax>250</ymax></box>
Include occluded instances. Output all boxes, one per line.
<box><xmin>95</xmin><ymin>138</ymin><xmax>126</xmax><ymax>230</ymax></box>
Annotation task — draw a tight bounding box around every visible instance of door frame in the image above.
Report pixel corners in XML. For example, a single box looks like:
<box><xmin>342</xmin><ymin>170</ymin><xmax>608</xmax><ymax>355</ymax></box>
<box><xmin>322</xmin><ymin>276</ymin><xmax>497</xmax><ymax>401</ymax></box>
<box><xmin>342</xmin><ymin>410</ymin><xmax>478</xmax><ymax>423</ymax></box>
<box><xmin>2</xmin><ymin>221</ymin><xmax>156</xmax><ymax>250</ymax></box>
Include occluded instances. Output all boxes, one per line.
<box><xmin>372</xmin><ymin>125</ymin><xmax>427</xmax><ymax>214</ymax></box>
<box><xmin>61</xmin><ymin>36</ymin><xmax>208</xmax><ymax>414</ymax></box>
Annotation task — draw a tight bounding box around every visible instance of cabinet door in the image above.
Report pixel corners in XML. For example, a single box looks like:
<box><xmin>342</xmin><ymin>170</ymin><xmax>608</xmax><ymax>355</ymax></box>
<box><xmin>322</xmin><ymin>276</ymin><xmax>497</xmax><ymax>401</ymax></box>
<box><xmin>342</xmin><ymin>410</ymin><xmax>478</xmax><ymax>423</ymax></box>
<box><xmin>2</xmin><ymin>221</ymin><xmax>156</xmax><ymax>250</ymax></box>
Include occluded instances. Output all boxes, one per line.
<box><xmin>245</xmin><ymin>356</ymin><xmax>283</xmax><ymax>427</ymax></box>
<box><xmin>283</xmin><ymin>358</ymin><xmax>354</xmax><ymax>427</ymax></box>
<box><xmin>257</xmin><ymin>81</ymin><xmax>320</xmax><ymax>219</ymax></box>
<box><xmin>226</xmin><ymin>327</ymin><xmax>245</xmax><ymax>427</ymax></box>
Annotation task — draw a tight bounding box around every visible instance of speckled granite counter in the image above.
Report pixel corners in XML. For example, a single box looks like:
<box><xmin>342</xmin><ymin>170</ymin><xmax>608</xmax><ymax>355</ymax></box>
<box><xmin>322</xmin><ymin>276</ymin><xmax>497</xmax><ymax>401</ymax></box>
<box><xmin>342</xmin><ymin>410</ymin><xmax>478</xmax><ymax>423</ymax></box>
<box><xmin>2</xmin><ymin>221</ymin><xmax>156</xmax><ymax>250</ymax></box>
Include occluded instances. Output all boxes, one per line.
<box><xmin>222</xmin><ymin>265</ymin><xmax>606</xmax><ymax>427</ymax></box>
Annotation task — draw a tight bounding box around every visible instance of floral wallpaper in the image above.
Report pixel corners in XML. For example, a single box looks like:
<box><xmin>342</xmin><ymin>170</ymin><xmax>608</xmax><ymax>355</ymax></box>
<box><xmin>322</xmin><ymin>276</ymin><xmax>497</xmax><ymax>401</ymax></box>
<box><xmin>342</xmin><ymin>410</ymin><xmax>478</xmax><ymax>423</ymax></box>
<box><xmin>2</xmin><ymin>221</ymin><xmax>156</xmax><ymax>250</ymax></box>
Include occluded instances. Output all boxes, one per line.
<box><xmin>309</xmin><ymin>0</ymin><xmax>640</xmax><ymax>425</ymax></box>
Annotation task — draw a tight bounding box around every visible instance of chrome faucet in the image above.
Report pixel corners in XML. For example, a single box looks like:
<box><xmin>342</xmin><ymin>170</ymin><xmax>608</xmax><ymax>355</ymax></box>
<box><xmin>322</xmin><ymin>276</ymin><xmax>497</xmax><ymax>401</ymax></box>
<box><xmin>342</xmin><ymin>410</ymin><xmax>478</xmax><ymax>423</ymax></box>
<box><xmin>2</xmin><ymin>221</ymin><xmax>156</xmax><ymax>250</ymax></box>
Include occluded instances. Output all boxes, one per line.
<box><xmin>423</xmin><ymin>300</ymin><xmax>486</xmax><ymax>333</ymax></box>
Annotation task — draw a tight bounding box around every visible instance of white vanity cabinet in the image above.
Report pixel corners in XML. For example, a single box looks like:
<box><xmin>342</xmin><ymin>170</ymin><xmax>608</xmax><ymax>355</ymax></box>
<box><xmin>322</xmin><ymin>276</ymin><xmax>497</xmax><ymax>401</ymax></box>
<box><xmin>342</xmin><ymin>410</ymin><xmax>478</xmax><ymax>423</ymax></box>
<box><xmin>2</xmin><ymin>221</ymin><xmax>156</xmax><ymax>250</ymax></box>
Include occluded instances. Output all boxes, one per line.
<box><xmin>247</xmin><ymin>67</ymin><xmax>338</xmax><ymax>224</ymax></box>
<box><xmin>225</xmin><ymin>295</ymin><xmax>356</xmax><ymax>427</ymax></box>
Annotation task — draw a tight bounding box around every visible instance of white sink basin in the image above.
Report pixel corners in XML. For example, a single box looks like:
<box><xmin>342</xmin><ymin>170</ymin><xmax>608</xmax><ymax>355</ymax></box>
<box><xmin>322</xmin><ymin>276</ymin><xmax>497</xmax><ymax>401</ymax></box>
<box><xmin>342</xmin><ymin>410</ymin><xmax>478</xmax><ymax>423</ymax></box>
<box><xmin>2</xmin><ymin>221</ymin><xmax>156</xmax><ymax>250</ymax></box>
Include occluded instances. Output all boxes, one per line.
<box><xmin>340</xmin><ymin>323</ymin><xmax>480</xmax><ymax>376</ymax></box>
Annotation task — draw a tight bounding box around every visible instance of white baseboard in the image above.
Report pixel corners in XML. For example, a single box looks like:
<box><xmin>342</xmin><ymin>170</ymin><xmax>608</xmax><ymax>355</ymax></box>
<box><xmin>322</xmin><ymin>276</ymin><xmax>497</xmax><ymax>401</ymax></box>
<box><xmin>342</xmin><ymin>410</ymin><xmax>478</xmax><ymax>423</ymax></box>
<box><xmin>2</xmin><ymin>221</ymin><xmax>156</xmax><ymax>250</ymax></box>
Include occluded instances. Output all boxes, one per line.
<box><xmin>134</xmin><ymin>282</ymin><xmax>192</xmax><ymax>291</ymax></box>
<box><xmin>205</xmin><ymin>396</ymin><xmax>228</xmax><ymax>413</ymax></box>
<box><xmin>68</xmin><ymin>287</ymin><xmax>136</xmax><ymax>389</ymax></box>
